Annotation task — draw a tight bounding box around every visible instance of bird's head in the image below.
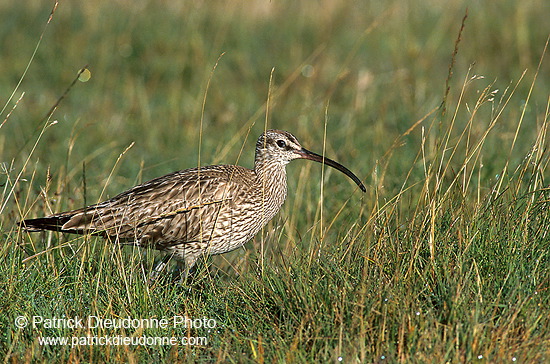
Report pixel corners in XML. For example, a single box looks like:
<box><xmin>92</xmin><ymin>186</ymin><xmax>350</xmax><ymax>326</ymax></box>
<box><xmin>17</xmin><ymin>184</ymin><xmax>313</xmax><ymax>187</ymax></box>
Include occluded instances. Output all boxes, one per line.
<box><xmin>255</xmin><ymin>129</ymin><xmax>366</xmax><ymax>192</ymax></box>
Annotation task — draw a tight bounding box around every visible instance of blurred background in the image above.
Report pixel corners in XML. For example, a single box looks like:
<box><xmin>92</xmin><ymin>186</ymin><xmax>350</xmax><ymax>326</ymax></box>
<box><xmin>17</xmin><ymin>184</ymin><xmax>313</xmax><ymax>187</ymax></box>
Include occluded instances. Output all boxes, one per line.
<box><xmin>2</xmin><ymin>0</ymin><xmax>548</xmax><ymax>207</ymax></box>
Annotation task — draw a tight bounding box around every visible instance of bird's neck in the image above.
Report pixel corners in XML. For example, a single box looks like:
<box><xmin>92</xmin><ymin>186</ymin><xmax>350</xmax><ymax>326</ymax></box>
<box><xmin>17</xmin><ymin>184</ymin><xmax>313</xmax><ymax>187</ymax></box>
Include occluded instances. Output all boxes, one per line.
<box><xmin>254</xmin><ymin>160</ymin><xmax>288</xmax><ymax>205</ymax></box>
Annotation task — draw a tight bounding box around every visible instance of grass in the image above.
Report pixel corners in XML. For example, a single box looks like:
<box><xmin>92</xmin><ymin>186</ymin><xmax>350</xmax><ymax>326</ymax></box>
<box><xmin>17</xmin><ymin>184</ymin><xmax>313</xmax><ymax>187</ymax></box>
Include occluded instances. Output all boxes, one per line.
<box><xmin>1</xmin><ymin>0</ymin><xmax>549</xmax><ymax>362</ymax></box>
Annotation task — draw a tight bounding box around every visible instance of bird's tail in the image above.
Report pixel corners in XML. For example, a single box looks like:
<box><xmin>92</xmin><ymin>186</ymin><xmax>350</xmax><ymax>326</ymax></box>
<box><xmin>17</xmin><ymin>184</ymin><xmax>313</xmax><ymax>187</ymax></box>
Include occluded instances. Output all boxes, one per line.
<box><xmin>19</xmin><ymin>215</ymin><xmax>73</xmax><ymax>232</ymax></box>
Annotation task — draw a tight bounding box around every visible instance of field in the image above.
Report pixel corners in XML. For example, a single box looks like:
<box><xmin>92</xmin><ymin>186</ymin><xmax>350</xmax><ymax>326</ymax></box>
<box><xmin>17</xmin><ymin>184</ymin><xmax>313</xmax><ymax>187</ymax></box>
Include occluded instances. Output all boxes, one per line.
<box><xmin>1</xmin><ymin>0</ymin><xmax>549</xmax><ymax>362</ymax></box>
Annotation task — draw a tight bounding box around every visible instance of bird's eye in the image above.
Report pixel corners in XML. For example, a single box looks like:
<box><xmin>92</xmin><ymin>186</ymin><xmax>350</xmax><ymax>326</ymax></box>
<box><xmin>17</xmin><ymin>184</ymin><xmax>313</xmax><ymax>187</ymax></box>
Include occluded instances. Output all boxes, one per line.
<box><xmin>276</xmin><ymin>140</ymin><xmax>287</xmax><ymax>148</ymax></box>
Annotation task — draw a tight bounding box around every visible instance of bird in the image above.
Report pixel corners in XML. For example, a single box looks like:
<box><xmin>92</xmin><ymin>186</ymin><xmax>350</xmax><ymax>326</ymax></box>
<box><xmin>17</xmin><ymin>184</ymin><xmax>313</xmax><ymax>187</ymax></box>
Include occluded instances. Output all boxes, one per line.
<box><xmin>20</xmin><ymin>129</ymin><xmax>365</xmax><ymax>277</ymax></box>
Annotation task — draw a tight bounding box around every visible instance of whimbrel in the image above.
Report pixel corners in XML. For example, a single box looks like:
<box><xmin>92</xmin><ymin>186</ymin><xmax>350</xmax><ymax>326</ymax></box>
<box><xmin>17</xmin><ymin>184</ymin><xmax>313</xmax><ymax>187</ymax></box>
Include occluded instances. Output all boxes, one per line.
<box><xmin>20</xmin><ymin>130</ymin><xmax>365</xmax><ymax>276</ymax></box>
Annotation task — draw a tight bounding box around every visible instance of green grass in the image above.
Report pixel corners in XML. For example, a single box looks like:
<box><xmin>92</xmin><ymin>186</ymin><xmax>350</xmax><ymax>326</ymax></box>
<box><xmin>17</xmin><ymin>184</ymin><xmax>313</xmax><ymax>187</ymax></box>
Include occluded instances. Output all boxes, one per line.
<box><xmin>1</xmin><ymin>0</ymin><xmax>549</xmax><ymax>362</ymax></box>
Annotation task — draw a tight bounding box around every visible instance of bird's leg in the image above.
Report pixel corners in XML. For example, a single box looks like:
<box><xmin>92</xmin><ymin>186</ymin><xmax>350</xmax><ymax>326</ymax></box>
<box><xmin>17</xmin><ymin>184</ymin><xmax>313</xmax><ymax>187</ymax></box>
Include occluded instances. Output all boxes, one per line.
<box><xmin>173</xmin><ymin>253</ymin><xmax>202</xmax><ymax>286</ymax></box>
<box><xmin>147</xmin><ymin>253</ymin><xmax>174</xmax><ymax>284</ymax></box>
<box><xmin>176</xmin><ymin>260</ymin><xmax>191</xmax><ymax>286</ymax></box>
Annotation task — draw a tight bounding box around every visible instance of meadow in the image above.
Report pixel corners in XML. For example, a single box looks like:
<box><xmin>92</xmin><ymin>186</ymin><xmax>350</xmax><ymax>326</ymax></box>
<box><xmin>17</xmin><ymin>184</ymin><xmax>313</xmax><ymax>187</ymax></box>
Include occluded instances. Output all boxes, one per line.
<box><xmin>1</xmin><ymin>0</ymin><xmax>549</xmax><ymax>362</ymax></box>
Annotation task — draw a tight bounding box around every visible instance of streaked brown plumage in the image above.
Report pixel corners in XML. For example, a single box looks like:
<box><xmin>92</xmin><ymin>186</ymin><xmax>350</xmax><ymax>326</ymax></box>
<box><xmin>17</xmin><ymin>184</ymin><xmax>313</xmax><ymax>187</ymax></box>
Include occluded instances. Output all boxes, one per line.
<box><xmin>20</xmin><ymin>130</ymin><xmax>365</xmax><ymax>273</ymax></box>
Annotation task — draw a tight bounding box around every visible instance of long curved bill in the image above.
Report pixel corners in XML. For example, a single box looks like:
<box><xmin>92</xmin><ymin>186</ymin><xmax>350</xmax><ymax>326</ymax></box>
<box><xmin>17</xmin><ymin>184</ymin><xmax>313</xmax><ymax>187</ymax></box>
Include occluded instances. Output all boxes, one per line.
<box><xmin>297</xmin><ymin>148</ymin><xmax>366</xmax><ymax>192</ymax></box>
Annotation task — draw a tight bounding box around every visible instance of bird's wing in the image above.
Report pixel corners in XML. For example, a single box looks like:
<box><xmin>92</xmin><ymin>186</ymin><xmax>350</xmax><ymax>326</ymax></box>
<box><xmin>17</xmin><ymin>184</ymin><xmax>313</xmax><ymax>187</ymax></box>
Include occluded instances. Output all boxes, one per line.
<box><xmin>53</xmin><ymin>165</ymin><xmax>255</xmax><ymax>247</ymax></box>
